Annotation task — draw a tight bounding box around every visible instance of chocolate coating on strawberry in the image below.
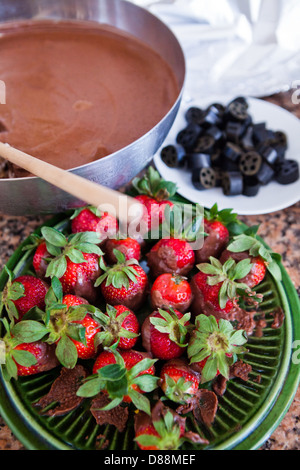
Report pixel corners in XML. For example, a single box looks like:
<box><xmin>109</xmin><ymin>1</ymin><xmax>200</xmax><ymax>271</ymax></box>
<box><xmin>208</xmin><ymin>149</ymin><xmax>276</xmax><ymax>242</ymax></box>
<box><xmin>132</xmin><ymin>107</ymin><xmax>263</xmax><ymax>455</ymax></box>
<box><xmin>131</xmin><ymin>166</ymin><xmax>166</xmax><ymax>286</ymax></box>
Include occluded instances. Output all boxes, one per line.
<box><xmin>150</xmin><ymin>273</ymin><xmax>193</xmax><ymax>313</ymax></box>
<box><xmin>104</xmin><ymin>237</ymin><xmax>141</xmax><ymax>265</ymax></box>
<box><xmin>147</xmin><ymin>238</ymin><xmax>195</xmax><ymax>277</ymax></box>
<box><xmin>95</xmin><ymin>250</ymin><xmax>148</xmax><ymax>311</ymax></box>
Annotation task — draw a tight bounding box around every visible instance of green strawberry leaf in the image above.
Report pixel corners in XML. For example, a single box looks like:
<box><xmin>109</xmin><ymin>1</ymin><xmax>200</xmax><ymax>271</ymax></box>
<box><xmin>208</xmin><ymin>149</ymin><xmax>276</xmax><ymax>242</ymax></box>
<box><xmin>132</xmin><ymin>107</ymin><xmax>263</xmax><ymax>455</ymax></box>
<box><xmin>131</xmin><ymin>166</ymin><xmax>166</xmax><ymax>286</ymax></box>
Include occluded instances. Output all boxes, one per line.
<box><xmin>55</xmin><ymin>334</ymin><xmax>78</xmax><ymax>369</ymax></box>
<box><xmin>11</xmin><ymin>320</ymin><xmax>49</xmax><ymax>343</ymax></box>
<box><xmin>128</xmin><ymin>388</ymin><xmax>151</xmax><ymax>415</ymax></box>
<box><xmin>41</xmin><ymin>227</ymin><xmax>68</xmax><ymax>248</ymax></box>
<box><xmin>11</xmin><ymin>349</ymin><xmax>37</xmax><ymax>367</ymax></box>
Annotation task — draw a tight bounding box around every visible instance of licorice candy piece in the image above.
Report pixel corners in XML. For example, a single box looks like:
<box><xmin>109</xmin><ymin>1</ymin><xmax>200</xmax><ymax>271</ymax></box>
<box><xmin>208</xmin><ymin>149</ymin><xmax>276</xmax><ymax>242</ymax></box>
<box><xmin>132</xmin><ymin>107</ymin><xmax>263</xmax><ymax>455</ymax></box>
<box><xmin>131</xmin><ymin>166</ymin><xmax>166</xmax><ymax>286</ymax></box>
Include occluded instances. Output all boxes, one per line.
<box><xmin>258</xmin><ymin>145</ymin><xmax>279</xmax><ymax>166</ymax></box>
<box><xmin>225</xmin><ymin>121</ymin><xmax>246</xmax><ymax>144</ymax></box>
<box><xmin>239</xmin><ymin>151</ymin><xmax>262</xmax><ymax>176</ymax></box>
<box><xmin>222</xmin><ymin>143</ymin><xmax>243</xmax><ymax>162</ymax></box>
<box><xmin>275</xmin><ymin>160</ymin><xmax>299</xmax><ymax>185</ymax></box>
<box><xmin>160</xmin><ymin>144</ymin><xmax>186</xmax><ymax>168</ymax></box>
<box><xmin>225</xmin><ymin>101</ymin><xmax>249</xmax><ymax>122</ymax></box>
<box><xmin>187</xmin><ymin>153</ymin><xmax>211</xmax><ymax>170</ymax></box>
<box><xmin>256</xmin><ymin>162</ymin><xmax>275</xmax><ymax>185</ymax></box>
<box><xmin>185</xmin><ymin>107</ymin><xmax>204</xmax><ymax>126</ymax></box>
<box><xmin>193</xmin><ymin>134</ymin><xmax>216</xmax><ymax>154</ymax></box>
<box><xmin>243</xmin><ymin>176</ymin><xmax>261</xmax><ymax>197</ymax></box>
<box><xmin>192</xmin><ymin>167</ymin><xmax>217</xmax><ymax>190</ymax></box>
<box><xmin>176</xmin><ymin>123</ymin><xmax>201</xmax><ymax>151</ymax></box>
<box><xmin>222</xmin><ymin>172</ymin><xmax>244</xmax><ymax>196</ymax></box>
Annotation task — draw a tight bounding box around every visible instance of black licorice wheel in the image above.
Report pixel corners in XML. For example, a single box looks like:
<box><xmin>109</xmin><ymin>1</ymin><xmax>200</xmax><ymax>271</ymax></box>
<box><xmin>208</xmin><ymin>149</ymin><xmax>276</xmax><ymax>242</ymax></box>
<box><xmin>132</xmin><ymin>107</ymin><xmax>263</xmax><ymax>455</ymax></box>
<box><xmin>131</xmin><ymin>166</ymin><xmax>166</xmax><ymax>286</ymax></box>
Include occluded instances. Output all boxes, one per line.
<box><xmin>225</xmin><ymin>121</ymin><xmax>246</xmax><ymax>144</ymax></box>
<box><xmin>192</xmin><ymin>167</ymin><xmax>217</xmax><ymax>190</ymax></box>
<box><xmin>243</xmin><ymin>176</ymin><xmax>261</xmax><ymax>197</ymax></box>
<box><xmin>222</xmin><ymin>171</ymin><xmax>244</xmax><ymax>196</ymax></box>
<box><xmin>256</xmin><ymin>162</ymin><xmax>275</xmax><ymax>185</ymax></box>
<box><xmin>223</xmin><ymin>142</ymin><xmax>243</xmax><ymax>162</ymax></box>
<box><xmin>193</xmin><ymin>134</ymin><xmax>216</xmax><ymax>154</ymax></box>
<box><xmin>225</xmin><ymin>101</ymin><xmax>249</xmax><ymax>122</ymax></box>
<box><xmin>239</xmin><ymin>151</ymin><xmax>262</xmax><ymax>176</ymax></box>
<box><xmin>205</xmin><ymin>126</ymin><xmax>225</xmax><ymax>144</ymax></box>
<box><xmin>185</xmin><ymin>106</ymin><xmax>204</xmax><ymax>126</ymax></box>
<box><xmin>160</xmin><ymin>144</ymin><xmax>186</xmax><ymax>168</ymax></box>
<box><xmin>275</xmin><ymin>159</ymin><xmax>300</xmax><ymax>185</ymax></box>
<box><xmin>257</xmin><ymin>145</ymin><xmax>279</xmax><ymax>166</ymax></box>
<box><xmin>176</xmin><ymin>123</ymin><xmax>201</xmax><ymax>150</ymax></box>
<box><xmin>187</xmin><ymin>152</ymin><xmax>211</xmax><ymax>170</ymax></box>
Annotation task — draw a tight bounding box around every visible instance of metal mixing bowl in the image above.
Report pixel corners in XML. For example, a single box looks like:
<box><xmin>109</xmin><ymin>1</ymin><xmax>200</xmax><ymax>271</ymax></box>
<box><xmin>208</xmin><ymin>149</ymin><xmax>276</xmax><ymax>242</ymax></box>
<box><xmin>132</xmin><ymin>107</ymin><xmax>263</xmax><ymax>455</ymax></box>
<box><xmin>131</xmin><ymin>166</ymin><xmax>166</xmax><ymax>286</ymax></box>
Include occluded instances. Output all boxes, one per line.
<box><xmin>0</xmin><ymin>0</ymin><xmax>185</xmax><ymax>215</ymax></box>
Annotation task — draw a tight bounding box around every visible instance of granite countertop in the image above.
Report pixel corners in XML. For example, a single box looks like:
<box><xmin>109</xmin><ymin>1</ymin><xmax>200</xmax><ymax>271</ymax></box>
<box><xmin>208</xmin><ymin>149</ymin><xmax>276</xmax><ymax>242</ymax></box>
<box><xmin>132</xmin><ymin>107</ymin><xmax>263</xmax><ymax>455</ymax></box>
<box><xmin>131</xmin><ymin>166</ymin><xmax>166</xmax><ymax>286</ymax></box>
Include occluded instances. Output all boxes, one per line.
<box><xmin>0</xmin><ymin>91</ymin><xmax>299</xmax><ymax>450</ymax></box>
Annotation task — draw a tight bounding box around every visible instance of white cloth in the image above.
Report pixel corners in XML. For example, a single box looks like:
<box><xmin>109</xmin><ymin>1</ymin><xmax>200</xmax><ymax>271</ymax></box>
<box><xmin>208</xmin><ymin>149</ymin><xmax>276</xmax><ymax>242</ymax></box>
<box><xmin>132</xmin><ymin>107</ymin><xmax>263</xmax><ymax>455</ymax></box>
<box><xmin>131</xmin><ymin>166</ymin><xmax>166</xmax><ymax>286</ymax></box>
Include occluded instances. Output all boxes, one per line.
<box><xmin>131</xmin><ymin>0</ymin><xmax>300</xmax><ymax>101</ymax></box>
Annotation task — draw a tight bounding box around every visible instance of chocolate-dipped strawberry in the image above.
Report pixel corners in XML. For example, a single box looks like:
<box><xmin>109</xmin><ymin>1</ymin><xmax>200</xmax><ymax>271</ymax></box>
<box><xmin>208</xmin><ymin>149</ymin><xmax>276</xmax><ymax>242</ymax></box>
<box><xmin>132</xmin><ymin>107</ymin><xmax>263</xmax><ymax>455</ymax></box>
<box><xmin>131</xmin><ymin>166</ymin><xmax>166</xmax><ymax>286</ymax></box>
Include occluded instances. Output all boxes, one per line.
<box><xmin>77</xmin><ymin>348</ymin><xmax>158</xmax><ymax>415</ymax></box>
<box><xmin>190</xmin><ymin>256</ymin><xmax>255</xmax><ymax>320</ymax></box>
<box><xmin>70</xmin><ymin>206</ymin><xmax>119</xmax><ymax>246</ymax></box>
<box><xmin>95</xmin><ymin>249</ymin><xmax>148</xmax><ymax>311</ymax></box>
<box><xmin>187</xmin><ymin>314</ymin><xmax>248</xmax><ymax>384</ymax></box>
<box><xmin>141</xmin><ymin>308</ymin><xmax>191</xmax><ymax>360</ymax></box>
<box><xmin>0</xmin><ymin>317</ymin><xmax>58</xmax><ymax>380</ymax></box>
<box><xmin>104</xmin><ymin>237</ymin><xmax>141</xmax><ymax>265</ymax></box>
<box><xmin>132</xmin><ymin>166</ymin><xmax>177</xmax><ymax>234</ymax></box>
<box><xmin>147</xmin><ymin>238</ymin><xmax>195</xmax><ymax>278</ymax></box>
<box><xmin>134</xmin><ymin>400</ymin><xmax>207</xmax><ymax>450</ymax></box>
<box><xmin>159</xmin><ymin>358</ymin><xmax>200</xmax><ymax>404</ymax></box>
<box><xmin>224</xmin><ymin>229</ymin><xmax>282</xmax><ymax>284</ymax></box>
<box><xmin>32</xmin><ymin>227</ymin><xmax>103</xmax><ymax>303</ymax></box>
<box><xmin>194</xmin><ymin>204</ymin><xmax>235</xmax><ymax>264</ymax></box>
<box><xmin>150</xmin><ymin>273</ymin><xmax>193</xmax><ymax>313</ymax></box>
<box><xmin>0</xmin><ymin>267</ymin><xmax>48</xmax><ymax>323</ymax></box>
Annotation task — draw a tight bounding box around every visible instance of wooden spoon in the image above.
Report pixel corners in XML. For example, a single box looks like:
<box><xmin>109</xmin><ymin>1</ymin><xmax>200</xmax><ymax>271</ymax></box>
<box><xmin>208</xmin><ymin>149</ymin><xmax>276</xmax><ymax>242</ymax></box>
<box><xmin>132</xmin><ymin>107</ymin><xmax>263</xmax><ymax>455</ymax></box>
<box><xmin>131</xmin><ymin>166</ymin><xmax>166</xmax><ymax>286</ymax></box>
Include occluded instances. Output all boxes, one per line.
<box><xmin>0</xmin><ymin>142</ymin><xmax>143</xmax><ymax>224</ymax></box>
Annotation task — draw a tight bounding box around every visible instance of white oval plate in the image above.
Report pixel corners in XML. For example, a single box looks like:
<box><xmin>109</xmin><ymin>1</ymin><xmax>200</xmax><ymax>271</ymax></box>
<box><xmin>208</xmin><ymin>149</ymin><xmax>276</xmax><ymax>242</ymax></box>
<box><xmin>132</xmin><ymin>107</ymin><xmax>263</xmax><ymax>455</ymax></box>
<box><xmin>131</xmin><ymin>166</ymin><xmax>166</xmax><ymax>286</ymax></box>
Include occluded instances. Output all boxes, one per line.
<box><xmin>154</xmin><ymin>96</ymin><xmax>300</xmax><ymax>215</ymax></box>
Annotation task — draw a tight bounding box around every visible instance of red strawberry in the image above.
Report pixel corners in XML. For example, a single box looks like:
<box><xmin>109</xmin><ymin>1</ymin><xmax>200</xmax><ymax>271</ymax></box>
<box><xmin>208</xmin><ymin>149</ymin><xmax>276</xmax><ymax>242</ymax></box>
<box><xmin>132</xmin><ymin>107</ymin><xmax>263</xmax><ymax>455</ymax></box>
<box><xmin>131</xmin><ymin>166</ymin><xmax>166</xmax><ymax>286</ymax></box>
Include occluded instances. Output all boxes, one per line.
<box><xmin>220</xmin><ymin>249</ymin><xmax>266</xmax><ymax>288</ymax></box>
<box><xmin>0</xmin><ymin>269</ymin><xmax>48</xmax><ymax>322</ymax></box>
<box><xmin>225</xmin><ymin>231</ymin><xmax>282</xmax><ymax>284</ymax></box>
<box><xmin>61</xmin><ymin>294</ymin><xmax>102</xmax><ymax>360</ymax></box>
<box><xmin>190</xmin><ymin>256</ymin><xmax>254</xmax><ymax>319</ymax></box>
<box><xmin>134</xmin><ymin>401</ymin><xmax>206</xmax><ymax>450</ymax></box>
<box><xmin>147</xmin><ymin>238</ymin><xmax>195</xmax><ymax>278</ymax></box>
<box><xmin>159</xmin><ymin>358</ymin><xmax>200</xmax><ymax>404</ymax></box>
<box><xmin>104</xmin><ymin>237</ymin><xmax>141</xmax><ymax>265</ymax></box>
<box><xmin>33</xmin><ymin>227</ymin><xmax>103</xmax><ymax>303</ymax></box>
<box><xmin>194</xmin><ymin>204</ymin><xmax>235</xmax><ymax>263</ymax></box>
<box><xmin>92</xmin><ymin>304</ymin><xmax>140</xmax><ymax>350</ymax></box>
<box><xmin>187</xmin><ymin>314</ymin><xmax>248</xmax><ymax>383</ymax></box>
<box><xmin>141</xmin><ymin>308</ymin><xmax>191</xmax><ymax>360</ymax></box>
<box><xmin>71</xmin><ymin>206</ymin><xmax>118</xmax><ymax>244</ymax></box>
<box><xmin>150</xmin><ymin>273</ymin><xmax>193</xmax><ymax>313</ymax></box>
<box><xmin>77</xmin><ymin>349</ymin><xmax>158</xmax><ymax>414</ymax></box>
<box><xmin>135</xmin><ymin>194</ymin><xmax>174</xmax><ymax>233</ymax></box>
<box><xmin>132</xmin><ymin>167</ymin><xmax>177</xmax><ymax>233</ymax></box>
<box><xmin>33</xmin><ymin>241</ymin><xmax>50</xmax><ymax>278</ymax></box>
<box><xmin>95</xmin><ymin>250</ymin><xmax>148</xmax><ymax>310</ymax></box>
<box><xmin>11</xmin><ymin>341</ymin><xmax>59</xmax><ymax>377</ymax></box>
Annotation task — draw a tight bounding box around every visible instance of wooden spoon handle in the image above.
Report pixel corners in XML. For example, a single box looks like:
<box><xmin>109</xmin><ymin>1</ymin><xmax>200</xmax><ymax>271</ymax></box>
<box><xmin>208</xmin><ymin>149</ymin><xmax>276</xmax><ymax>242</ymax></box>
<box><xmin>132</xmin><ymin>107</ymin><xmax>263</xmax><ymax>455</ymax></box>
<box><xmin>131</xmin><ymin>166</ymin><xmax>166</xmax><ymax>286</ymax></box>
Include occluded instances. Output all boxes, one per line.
<box><xmin>0</xmin><ymin>142</ymin><xmax>143</xmax><ymax>224</ymax></box>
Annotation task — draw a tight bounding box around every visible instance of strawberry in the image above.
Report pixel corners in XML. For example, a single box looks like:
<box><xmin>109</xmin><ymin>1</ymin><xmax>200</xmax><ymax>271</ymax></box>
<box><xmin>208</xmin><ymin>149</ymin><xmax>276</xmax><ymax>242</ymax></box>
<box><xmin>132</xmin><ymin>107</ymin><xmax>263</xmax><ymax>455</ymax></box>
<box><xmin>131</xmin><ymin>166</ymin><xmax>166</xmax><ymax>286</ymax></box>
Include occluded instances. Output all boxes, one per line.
<box><xmin>33</xmin><ymin>227</ymin><xmax>103</xmax><ymax>302</ymax></box>
<box><xmin>141</xmin><ymin>308</ymin><xmax>191</xmax><ymax>360</ymax></box>
<box><xmin>150</xmin><ymin>273</ymin><xmax>193</xmax><ymax>313</ymax></box>
<box><xmin>104</xmin><ymin>237</ymin><xmax>141</xmax><ymax>265</ymax></box>
<box><xmin>147</xmin><ymin>238</ymin><xmax>195</xmax><ymax>278</ymax></box>
<box><xmin>194</xmin><ymin>204</ymin><xmax>236</xmax><ymax>263</ymax></box>
<box><xmin>33</xmin><ymin>241</ymin><xmax>50</xmax><ymax>278</ymax></box>
<box><xmin>71</xmin><ymin>206</ymin><xmax>118</xmax><ymax>244</ymax></box>
<box><xmin>132</xmin><ymin>167</ymin><xmax>177</xmax><ymax>233</ymax></box>
<box><xmin>220</xmin><ymin>249</ymin><xmax>266</xmax><ymax>288</ymax></box>
<box><xmin>91</xmin><ymin>304</ymin><xmax>140</xmax><ymax>350</ymax></box>
<box><xmin>42</xmin><ymin>290</ymin><xmax>102</xmax><ymax>368</ymax></box>
<box><xmin>190</xmin><ymin>256</ymin><xmax>255</xmax><ymax>319</ymax></box>
<box><xmin>187</xmin><ymin>314</ymin><xmax>248</xmax><ymax>383</ymax></box>
<box><xmin>0</xmin><ymin>268</ymin><xmax>48</xmax><ymax>322</ymax></box>
<box><xmin>159</xmin><ymin>358</ymin><xmax>200</xmax><ymax>404</ymax></box>
<box><xmin>77</xmin><ymin>348</ymin><xmax>158</xmax><ymax>415</ymax></box>
<box><xmin>225</xmin><ymin>229</ymin><xmax>281</xmax><ymax>284</ymax></box>
<box><xmin>95</xmin><ymin>250</ymin><xmax>148</xmax><ymax>310</ymax></box>
<box><xmin>0</xmin><ymin>317</ymin><xmax>58</xmax><ymax>380</ymax></box>
<box><xmin>134</xmin><ymin>401</ymin><xmax>207</xmax><ymax>450</ymax></box>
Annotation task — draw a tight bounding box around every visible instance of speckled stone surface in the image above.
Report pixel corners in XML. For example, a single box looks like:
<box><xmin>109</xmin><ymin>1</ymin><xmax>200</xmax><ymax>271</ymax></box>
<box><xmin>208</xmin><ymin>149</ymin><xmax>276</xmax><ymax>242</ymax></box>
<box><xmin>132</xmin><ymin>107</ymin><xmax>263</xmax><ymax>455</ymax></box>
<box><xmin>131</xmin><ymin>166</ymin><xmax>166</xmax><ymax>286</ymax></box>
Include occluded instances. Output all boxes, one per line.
<box><xmin>0</xmin><ymin>91</ymin><xmax>299</xmax><ymax>450</ymax></box>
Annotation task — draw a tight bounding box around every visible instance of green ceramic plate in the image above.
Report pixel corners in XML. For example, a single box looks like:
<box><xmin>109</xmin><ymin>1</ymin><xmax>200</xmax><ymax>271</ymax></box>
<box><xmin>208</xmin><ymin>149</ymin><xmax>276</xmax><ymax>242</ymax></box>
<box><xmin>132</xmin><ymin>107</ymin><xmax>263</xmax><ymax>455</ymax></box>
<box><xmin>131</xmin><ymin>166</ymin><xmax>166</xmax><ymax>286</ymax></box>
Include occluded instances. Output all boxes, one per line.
<box><xmin>0</xmin><ymin>213</ymin><xmax>299</xmax><ymax>450</ymax></box>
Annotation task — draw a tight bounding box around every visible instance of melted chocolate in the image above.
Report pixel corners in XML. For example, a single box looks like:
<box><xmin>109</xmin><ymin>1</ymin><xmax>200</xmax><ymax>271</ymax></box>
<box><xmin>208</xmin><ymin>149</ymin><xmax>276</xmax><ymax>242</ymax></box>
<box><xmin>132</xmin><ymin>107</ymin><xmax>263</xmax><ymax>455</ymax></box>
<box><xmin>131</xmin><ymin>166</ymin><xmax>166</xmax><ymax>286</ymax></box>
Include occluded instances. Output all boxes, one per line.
<box><xmin>0</xmin><ymin>21</ymin><xmax>179</xmax><ymax>176</ymax></box>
